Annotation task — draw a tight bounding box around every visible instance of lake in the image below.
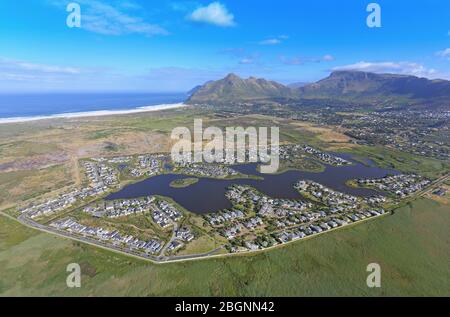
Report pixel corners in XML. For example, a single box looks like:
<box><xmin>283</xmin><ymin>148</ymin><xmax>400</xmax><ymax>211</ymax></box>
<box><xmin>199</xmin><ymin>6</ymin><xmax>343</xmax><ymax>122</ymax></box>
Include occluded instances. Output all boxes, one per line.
<box><xmin>106</xmin><ymin>154</ymin><xmax>400</xmax><ymax>214</ymax></box>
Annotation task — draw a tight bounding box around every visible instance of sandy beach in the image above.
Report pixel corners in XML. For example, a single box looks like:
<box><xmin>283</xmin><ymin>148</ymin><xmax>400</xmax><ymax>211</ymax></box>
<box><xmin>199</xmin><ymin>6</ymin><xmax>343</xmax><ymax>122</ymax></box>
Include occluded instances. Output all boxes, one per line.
<box><xmin>0</xmin><ymin>103</ymin><xmax>188</xmax><ymax>124</ymax></box>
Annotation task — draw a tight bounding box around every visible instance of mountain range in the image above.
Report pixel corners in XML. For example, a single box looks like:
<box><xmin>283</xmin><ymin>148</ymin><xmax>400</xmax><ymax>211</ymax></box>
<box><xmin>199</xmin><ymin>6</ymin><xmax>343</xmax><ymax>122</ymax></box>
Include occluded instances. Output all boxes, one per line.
<box><xmin>186</xmin><ymin>73</ymin><xmax>296</xmax><ymax>103</ymax></box>
<box><xmin>187</xmin><ymin>71</ymin><xmax>450</xmax><ymax>109</ymax></box>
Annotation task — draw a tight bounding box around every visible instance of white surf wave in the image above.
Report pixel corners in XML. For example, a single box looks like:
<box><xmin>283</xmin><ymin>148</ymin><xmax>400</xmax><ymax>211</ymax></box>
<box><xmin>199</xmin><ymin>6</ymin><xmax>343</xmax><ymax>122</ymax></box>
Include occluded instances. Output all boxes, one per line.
<box><xmin>0</xmin><ymin>103</ymin><xmax>188</xmax><ymax>124</ymax></box>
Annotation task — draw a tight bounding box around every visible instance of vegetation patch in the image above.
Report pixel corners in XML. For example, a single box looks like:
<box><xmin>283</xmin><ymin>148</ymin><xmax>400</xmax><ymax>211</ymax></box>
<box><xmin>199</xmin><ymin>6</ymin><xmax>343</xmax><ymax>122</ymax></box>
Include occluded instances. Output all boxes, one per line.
<box><xmin>169</xmin><ymin>178</ymin><xmax>199</xmax><ymax>188</ymax></box>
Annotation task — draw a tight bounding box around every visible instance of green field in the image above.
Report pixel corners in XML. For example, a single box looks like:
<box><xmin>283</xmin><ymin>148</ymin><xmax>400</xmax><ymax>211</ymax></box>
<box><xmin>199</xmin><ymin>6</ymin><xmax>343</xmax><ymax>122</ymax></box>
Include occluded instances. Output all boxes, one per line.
<box><xmin>1</xmin><ymin>197</ymin><xmax>448</xmax><ymax>296</ymax></box>
<box><xmin>340</xmin><ymin>145</ymin><xmax>449</xmax><ymax>179</ymax></box>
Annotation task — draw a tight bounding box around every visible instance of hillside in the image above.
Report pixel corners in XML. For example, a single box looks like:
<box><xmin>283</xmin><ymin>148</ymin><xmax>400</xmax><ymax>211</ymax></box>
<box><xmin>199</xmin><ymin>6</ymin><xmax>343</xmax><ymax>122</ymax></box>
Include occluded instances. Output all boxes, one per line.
<box><xmin>187</xmin><ymin>73</ymin><xmax>297</xmax><ymax>104</ymax></box>
<box><xmin>187</xmin><ymin>71</ymin><xmax>450</xmax><ymax>109</ymax></box>
<box><xmin>299</xmin><ymin>71</ymin><xmax>450</xmax><ymax>107</ymax></box>
<box><xmin>287</xmin><ymin>82</ymin><xmax>310</xmax><ymax>89</ymax></box>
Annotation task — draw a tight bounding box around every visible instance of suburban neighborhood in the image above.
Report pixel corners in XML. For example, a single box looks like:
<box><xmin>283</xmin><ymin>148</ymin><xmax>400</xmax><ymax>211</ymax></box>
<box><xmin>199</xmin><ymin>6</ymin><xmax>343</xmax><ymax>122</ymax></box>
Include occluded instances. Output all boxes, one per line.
<box><xmin>13</xmin><ymin>142</ymin><xmax>446</xmax><ymax>263</ymax></box>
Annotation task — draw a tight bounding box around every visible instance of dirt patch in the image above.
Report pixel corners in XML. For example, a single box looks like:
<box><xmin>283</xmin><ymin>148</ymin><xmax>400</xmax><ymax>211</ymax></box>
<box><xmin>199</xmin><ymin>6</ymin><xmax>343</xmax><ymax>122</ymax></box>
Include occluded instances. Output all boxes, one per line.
<box><xmin>0</xmin><ymin>152</ymin><xmax>69</xmax><ymax>172</ymax></box>
<box><xmin>426</xmin><ymin>185</ymin><xmax>449</xmax><ymax>205</ymax></box>
<box><xmin>292</xmin><ymin>122</ymin><xmax>351</xmax><ymax>142</ymax></box>
<box><xmin>80</xmin><ymin>261</ymin><xmax>98</xmax><ymax>278</ymax></box>
<box><xmin>76</xmin><ymin>131</ymin><xmax>170</xmax><ymax>158</ymax></box>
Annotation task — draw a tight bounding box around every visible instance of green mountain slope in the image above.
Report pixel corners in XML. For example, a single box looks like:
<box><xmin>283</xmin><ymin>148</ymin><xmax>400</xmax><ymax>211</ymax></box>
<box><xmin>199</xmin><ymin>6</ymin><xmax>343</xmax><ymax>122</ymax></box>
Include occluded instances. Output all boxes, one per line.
<box><xmin>299</xmin><ymin>71</ymin><xmax>450</xmax><ymax>107</ymax></box>
<box><xmin>187</xmin><ymin>71</ymin><xmax>450</xmax><ymax>109</ymax></box>
<box><xmin>187</xmin><ymin>73</ymin><xmax>297</xmax><ymax>104</ymax></box>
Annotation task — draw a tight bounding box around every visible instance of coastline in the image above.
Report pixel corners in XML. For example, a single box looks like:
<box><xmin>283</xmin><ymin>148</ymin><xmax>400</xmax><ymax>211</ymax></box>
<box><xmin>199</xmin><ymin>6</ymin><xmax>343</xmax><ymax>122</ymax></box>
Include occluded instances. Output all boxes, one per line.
<box><xmin>0</xmin><ymin>103</ymin><xmax>188</xmax><ymax>125</ymax></box>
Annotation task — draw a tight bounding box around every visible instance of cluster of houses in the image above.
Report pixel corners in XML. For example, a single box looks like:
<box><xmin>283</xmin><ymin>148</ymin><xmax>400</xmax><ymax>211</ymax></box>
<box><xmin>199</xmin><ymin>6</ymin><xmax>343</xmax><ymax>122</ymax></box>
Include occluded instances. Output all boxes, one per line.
<box><xmin>206</xmin><ymin>209</ymin><xmax>246</xmax><ymax>226</ymax></box>
<box><xmin>178</xmin><ymin>163</ymin><xmax>239</xmax><ymax>178</ymax></box>
<box><xmin>302</xmin><ymin>145</ymin><xmax>351</xmax><ymax>166</ymax></box>
<box><xmin>237</xmin><ymin>206</ymin><xmax>387</xmax><ymax>251</ymax></box>
<box><xmin>21</xmin><ymin>183</ymin><xmax>109</xmax><ymax>219</ymax></box>
<box><xmin>50</xmin><ymin>218</ymin><xmax>163</xmax><ymax>254</ymax></box>
<box><xmin>83</xmin><ymin>195</ymin><xmax>185</xmax><ymax>236</ymax></box>
<box><xmin>167</xmin><ymin>240</ymin><xmax>183</xmax><ymax>252</ymax></box>
<box><xmin>106</xmin><ymin>156</ymin><xmax>132</xmax><ymax>164</ymax></box>
<box><xmin>295</xmin><ymin>145</ymin><xmax>351</xmax><ymax>166</ymax></box>
<box><xmin>83</xmin><ymin>161</ymin><xmax>118</xmax><ymax>187</ymax></box>
<box><xmin>83</xmin><ymin>196</ymin><xmax>156</xmax><ymax>218</ymax></box>
<box><xmin>226</xmin><ymin>185</ymin><xmax>311</xmax><ymax>214</ymax></box>
<box><xmin>259</xmin><ymin>198</ymin><xmax>311</xmax><ymax>216</ymax></box>
<box><xmin>165</xmin><ymin>227</ymin><xmax>196</xmax><ymax>253</ymax></box>
<box><xmin>21</xmin><ymin>189</ymin><xmax>78</xmax><ymax>219</ymax></box>
<box><xmin>215</xmin><ymin>179</ymin><xmax>392</xmax><ymax>251</ymax></box>
<box><xmin>223</xmin><ymin>224</ymin><xmax>243</xmax><ymax>240</ymax></box>
<box><xmin>221</xmin><ymin>217</ymin><xmax>263</xmax><ymax>240</ymax></box>
<box><xmin>243</xmin><ymin>217</ymin><xmax>264</xmax><ymax>230</ymax></box>
<box><xmin>151</xmin><ymin>200</ymin><xmax>183</xmax><ymax>228</ymax></box>
<box><xmin>367</xmin><ymin>195</ymin><xmax>387</xmax><ymax>205</ymax></box>
<box><xmin>295</xmin><ymin>180</ymin><xmax>359</xmax><ymax>207</ymax></box>
<box><xmin>356</xmin><ymin>174</ymin><xmax>431</xmax><ymax>197</ymax></box>
<box><xmin>84</xmin><ymin>154</ymin><xmax>166</xmax><ymax>179</ymax></box>
<box><xmin>22</xmin><ymin>155</ymin><xmax>162</xmax><ymax>220</ymax></box>
<box><xmin>169</xmin><ymin>143</ymin><xmax>352</xmax><ymax>170</ymax></box>
<box><xmin>175</xmin><ymin>227</ymin><xmax>195</xmax><ymax>242</ymax></box>
<box><xmin>274</xmin><ymin>210</ymin><xmax>326</xmax><ymax>229</ymax></box>
<box><xmin>172</xmin><ymin>147</ymin><xmax>264</xmax><ymax>167</ymax></box>
<box><xmin>129</xmin><ymin>154</ymin><xmax>164</xmax><ymax>177</ymax></box>
<box><xmin>215</xmin><ymin>184</ymin><xmax>317</xmax><ymax>240</ymax></box>
<box><xmin>433</xmin><ymin>187</ymin><xmax>447</xmax><ymax>197</ymax></box>
<box><xmin>271</xmin><ymin>209</ymin><xmax>386</xmax><ymax>248</ymax></box>
<box><xmin>343</xmin><ymin>110</ymin><xmax>449</xmax><ymax>161</ymax></box>
<box><xmin>21</xmin><ymin>159</ymin><xmax>122</xmax><ymax>219</ymax></box>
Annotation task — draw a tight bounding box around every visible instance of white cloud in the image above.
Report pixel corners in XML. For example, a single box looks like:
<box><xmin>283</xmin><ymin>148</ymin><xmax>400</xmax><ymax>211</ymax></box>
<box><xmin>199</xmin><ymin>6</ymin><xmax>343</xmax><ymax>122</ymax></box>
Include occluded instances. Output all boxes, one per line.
<box><xmin>280</xmin><ymin>56</ymin><xmax>303</xmax><ymax>65</ymax></box>
<box><xmin>259</xmin><ymin>38</ymin><xmax>281</xmax><ymax>45</ymax></box>
<box><xmin>188</xmin><ymin>2</ymin><xmax>235</xmax><ymax>27</ymax></box>
<box><xmin>118</xmin><ymin>1</ymin><xmax>141</xmax><ymax>10</ymax></box>
<box><xmin>0</xmin><ymin>56</ymin><xmax>118</xmax><ymax>90</ymax></box>
<box><xmin>51</xmin><ymin>0</ymin><xmax>168</xmax><ymax>36</ymax></box>
<box><xmin>239</xmin><ymin>58</ymin><xmax>255</xmax><ymax>65</ymax></box>
<box><xmin>436</xmin><ymin>48</ymin><xmax>450</xmax><ymax>60</ymax></box>
<box><xmin>259</xmin><ymin>35</ymin><xmax>289</xmax><ymax>45</ymax></box>
<box><xmin>322</xmin><ymin>54</ymin><xmax>335</xmax><ymax>62</ymax></box>
<box><xmin>0</xmin><ymin>57</ymin><xmax>225</xmax><ymax>92</ymax></box>
<box><xmin>220</xmin><ymin>48</ymin><xmax>259</xmax><ymax>66</ymax></box>
<box><xmin>332</xmin><ymin>61</ymin><xmax>438</xmax><ymax>78</ymax></box>
<box><xmin>0</xmin><ymin>57</ymin><xmax>81</xmax><ymax>75</ymax></box>
<box><xmin>220</xmin><ymin>47</ymin><xmax>246</xmax><ymax>57</ymax></box>
<box><xmin>280</xmin><ymin>54</ymin><xmax>335</xmax><ymax>65</ymax></box>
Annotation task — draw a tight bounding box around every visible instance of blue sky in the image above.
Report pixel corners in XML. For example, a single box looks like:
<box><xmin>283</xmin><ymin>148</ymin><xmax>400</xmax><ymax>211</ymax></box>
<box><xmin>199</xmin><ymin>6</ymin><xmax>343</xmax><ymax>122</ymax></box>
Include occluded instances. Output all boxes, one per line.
<box><xmin>0</xmin><ymin>0</ymin><xmax>449</xmax><ymax>92</ymax></box>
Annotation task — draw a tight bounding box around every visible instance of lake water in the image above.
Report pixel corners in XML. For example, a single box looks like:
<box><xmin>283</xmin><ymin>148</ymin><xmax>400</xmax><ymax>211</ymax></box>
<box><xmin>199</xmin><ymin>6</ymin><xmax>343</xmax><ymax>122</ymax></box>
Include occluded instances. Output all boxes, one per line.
<box><xmin>106</xmin><ymin>155</ymin><xmax>400</xmax><ymax>214</ymax></box>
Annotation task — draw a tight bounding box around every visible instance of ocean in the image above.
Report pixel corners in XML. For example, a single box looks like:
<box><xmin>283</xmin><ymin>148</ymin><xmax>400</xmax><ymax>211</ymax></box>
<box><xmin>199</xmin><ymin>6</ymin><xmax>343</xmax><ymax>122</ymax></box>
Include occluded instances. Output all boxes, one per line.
<box><xmin>0</xmin><ymin>92</ymin><xmax>187</xmax><ymax>123</ymax></box>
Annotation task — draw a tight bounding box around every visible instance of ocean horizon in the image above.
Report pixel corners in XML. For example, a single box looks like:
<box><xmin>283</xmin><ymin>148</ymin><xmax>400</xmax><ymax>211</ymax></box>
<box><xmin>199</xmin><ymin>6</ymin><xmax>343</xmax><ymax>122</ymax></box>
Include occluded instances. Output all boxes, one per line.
<box><xmin>0</xmin><ymin>92</ymin><xmax>188</xmax><ymax>122</ymax></box>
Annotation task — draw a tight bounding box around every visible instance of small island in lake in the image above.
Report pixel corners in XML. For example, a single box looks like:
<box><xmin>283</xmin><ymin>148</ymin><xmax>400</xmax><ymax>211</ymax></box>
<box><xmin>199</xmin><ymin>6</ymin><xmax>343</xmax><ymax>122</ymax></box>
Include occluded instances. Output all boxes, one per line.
<box><xmin>170</xmin><ymin>177</ymin><xmax>199</xmax><ymax>188</ymax></box>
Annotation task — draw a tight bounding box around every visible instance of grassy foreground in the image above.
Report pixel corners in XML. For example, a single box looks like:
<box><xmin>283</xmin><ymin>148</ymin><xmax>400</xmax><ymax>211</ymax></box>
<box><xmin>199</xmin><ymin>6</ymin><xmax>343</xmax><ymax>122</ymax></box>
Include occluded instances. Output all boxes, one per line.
<box><xmin>0</xmin><ymin>197</ymin><xmax>448</xmax><ymax>296</ymax></box>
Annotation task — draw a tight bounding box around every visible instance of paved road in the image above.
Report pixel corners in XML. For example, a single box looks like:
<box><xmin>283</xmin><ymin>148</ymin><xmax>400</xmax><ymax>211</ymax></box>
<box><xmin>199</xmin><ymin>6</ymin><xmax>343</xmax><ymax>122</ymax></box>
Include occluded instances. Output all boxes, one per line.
<box><xmin>419</xmin><ymin>174</ymin><xmax>449</xmax><ymax>196</ymax></box>
<box><xmin>13</xmin><ymin>213</ymin><xmax>225</xmax><ymax>264</ymax></box>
